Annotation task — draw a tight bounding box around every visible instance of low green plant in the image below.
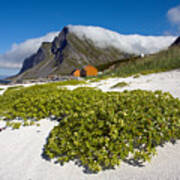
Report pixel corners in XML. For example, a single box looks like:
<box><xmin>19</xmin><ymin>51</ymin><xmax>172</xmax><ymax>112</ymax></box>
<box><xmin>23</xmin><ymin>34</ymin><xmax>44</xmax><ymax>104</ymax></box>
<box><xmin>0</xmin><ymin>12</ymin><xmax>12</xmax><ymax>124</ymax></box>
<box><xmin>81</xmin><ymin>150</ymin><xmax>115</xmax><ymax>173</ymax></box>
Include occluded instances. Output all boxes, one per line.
<box><xmin>0</xmin><ymin>88</ymin><xmax>4</xmax><ymax>91</ymax></box>
<box><xmin>43</xmin><ymin>89</ymin><xmax>180</xmax><ymax>173</ymax></box>
<box><xmin>5</xmin><ymin>121</ymin><xmax>22</xmax><ymax>129</ymax></box>
<box><xmin>133</xmin><ymin>74</ymin><xmax>140</xmax><ymax>78</ymax></box>
<box><xmin>7</xmin><ymin>85</ymin><xmax>23</xmax><ymax>90</ymax></box>
<box><xmin>4</xmin><ymin>86</ymin><xmax>24</xmax><ymax>94</ymax></box>
<box><xmin>23</xmin><ymin>121</ymin><xmax>30</xmax><ymax>126</ymax></box>
<box><xmin>12</xmin><ymin>122</ymin><xmax>22</xmax><ymax>129</ymax></box>
<box><xmin>111</xmin><ymin>82</ymin><xmax>129</xmax><ymax>88</ymax></box>
<box><xmin>0</xmin><ymin>83</ymin><xmax>180</xmax><ymax>173</ymax></box>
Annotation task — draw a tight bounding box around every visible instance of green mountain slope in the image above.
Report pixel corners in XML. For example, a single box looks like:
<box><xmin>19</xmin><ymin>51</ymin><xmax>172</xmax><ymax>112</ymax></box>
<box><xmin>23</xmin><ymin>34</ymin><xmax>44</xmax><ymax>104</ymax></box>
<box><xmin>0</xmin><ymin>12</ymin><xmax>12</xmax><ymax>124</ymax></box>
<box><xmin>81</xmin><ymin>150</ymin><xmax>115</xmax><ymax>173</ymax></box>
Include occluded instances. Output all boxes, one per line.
<box><xmin>102</xmin><ymin>45</ymin><xmax>180</xmax><ymax>77</ymax></box>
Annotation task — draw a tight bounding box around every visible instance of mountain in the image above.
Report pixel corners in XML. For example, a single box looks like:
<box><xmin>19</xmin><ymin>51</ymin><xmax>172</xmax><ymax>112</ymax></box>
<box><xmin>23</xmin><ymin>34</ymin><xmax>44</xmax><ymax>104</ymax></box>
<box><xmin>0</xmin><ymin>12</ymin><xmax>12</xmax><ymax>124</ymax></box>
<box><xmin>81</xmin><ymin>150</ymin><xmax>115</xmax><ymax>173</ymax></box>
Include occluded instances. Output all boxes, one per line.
<box><xmin>15</xmin><ymin>25</ymin><xmax>176</xmax><ymax>80</ymax></box>
<box><xmin>171</xmin><ymin>36</ymin><xmax>180</xmax><ymax>47</ymax></box>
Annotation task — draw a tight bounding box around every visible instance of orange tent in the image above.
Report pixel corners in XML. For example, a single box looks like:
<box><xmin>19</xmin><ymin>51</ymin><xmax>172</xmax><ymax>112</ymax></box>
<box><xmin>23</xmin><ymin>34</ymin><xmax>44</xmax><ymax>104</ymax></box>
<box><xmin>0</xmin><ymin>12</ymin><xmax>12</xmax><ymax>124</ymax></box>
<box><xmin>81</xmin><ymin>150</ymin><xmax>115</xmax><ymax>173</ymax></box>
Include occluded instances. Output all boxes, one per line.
<box><xmin>71</xmin><ymin>69</ymin><xmax>81</xmax><ymax>77</ymax></box>
<box><xmin>81</xmin><ymin>65</ymin><xmax>98</xmax><ymax>77</ymax></box>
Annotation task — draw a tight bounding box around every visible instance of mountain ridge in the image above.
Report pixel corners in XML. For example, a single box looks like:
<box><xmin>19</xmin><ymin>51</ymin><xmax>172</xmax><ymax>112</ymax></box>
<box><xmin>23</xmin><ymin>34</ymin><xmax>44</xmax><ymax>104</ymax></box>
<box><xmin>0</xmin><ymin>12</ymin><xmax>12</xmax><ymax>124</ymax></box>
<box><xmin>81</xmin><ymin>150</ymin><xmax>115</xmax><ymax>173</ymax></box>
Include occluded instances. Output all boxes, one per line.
<box><xmin>14</xmin><ymin>25</ymin><xmax>176</xmax><ymax>80</ymax></box>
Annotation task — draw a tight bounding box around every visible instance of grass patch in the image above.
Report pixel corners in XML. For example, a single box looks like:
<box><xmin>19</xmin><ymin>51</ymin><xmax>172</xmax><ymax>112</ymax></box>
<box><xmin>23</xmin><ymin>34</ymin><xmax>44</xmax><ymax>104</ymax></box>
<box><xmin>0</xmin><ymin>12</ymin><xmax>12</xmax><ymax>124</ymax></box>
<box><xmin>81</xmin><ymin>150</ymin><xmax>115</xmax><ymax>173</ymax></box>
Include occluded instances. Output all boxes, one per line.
<box><xmin>111</xmin><ymin>82</ymin><xmax>129</xmax><ymax>88</ymax></box>
<box><xmin>0</xmin><ymin>88</ymin><xmax>4</xmax><ymax>91</ymax></box>
<box><xmin>0</xmin><ymin>84</ymin><xmax>180</xmax><ymax>173</ymax></box>
<box><xmin>100</xmin><ymin>46</ymin><xmax>180</xmax><ymax>78</ymax></box>
<box><xmin>133</xmin><ymin>74</ymin><xmax>141</xmax><ymax>78</ymax></box>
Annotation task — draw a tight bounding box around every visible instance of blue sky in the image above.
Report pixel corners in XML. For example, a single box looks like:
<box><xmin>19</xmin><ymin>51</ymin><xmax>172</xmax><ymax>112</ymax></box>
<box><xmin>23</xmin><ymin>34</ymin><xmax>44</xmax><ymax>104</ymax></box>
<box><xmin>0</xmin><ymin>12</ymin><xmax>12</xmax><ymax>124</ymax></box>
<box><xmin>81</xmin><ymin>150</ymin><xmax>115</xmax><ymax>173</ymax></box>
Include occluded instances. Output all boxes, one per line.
<box><xmin>0</xmin><ymin>0</ymin><xmax>179</xmax><ymax>77</ymax></box>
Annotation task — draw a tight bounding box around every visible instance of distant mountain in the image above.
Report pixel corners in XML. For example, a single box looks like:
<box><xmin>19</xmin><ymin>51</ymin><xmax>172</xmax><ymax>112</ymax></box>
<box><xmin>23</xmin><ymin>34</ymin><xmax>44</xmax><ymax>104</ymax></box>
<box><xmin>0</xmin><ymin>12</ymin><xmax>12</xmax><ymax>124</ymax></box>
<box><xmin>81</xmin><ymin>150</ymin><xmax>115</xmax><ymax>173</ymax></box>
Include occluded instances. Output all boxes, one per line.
<box><xmin>14</xmin><ymin>25</ymin><xmax>176</xmax><ymax>80</ymax></box>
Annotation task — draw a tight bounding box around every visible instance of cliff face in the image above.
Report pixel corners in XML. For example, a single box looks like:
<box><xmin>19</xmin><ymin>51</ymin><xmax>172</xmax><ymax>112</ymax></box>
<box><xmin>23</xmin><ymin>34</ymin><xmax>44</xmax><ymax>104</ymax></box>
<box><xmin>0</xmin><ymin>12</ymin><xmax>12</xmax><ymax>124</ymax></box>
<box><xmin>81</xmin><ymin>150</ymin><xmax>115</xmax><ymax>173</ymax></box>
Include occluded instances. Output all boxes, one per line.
<box><xmin>16</xmin><ymin>26</ymin><xmax>130</xmax><ymax>80</ymax></box>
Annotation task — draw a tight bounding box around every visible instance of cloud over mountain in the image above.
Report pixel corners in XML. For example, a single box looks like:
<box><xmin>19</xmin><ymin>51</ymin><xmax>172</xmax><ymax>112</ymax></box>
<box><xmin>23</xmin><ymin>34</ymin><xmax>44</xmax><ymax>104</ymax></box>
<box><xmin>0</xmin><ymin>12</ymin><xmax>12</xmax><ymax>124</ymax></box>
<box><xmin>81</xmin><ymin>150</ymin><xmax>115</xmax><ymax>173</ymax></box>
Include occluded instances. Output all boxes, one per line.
<box><xmin>0</xmin><ymin>25</ymin><xmax>177</xmax><ymax>69</ymax></box>
<box><xmin>69</xmin><ymin>25</ymin><xmax>176</xmax><ymax>55</ymax></box>
<box><xmin>0</xmin><ymin>31</ymin><xmax>59</xmax><ymax>69</ymax></box>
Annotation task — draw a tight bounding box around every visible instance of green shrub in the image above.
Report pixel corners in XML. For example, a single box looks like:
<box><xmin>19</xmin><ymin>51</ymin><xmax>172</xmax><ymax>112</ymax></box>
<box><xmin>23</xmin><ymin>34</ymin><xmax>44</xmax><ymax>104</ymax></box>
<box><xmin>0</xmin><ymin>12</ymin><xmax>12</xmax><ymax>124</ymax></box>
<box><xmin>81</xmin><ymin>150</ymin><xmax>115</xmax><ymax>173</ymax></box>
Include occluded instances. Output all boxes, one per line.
<box><xmin>12</xmin><ymin>122</ymin><xmax>22</xmax><ymax>129</ymax></box>
<box><xmin>4</xmin><ymin>86</ymin><xmax>24</xmax><ymax>94</ymax></box>
<box><xmin>6</xmin><ymin>121</ymin><xmax>22</xmax><ymax>129</ymax></box>
<box><xmin>111</xmin><ymin>82</ymin><xmax>129</xmax><ymax>88</ymax></box>
<box><xmin>0</xmin><ymin>83</ymin><xmax>180</xmax><ymax>173</ymax></box>
<box><xmin>43</xmin><ymin>89</ymin><xmax>180</xmax><ymax>173</ymax></box>
<box><xmin>133</xmin><ymin>74</ymin><xmax>140</xmax><ymax>78</ymax></box>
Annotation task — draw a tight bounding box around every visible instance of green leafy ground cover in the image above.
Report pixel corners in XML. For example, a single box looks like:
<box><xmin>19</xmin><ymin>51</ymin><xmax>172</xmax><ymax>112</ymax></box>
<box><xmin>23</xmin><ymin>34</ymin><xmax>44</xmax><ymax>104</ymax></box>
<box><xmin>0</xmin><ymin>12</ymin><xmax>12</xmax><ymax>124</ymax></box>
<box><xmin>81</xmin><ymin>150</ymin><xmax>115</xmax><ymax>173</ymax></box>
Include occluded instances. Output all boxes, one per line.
<box><xmin>4</xmin><ymin>86</ymin><xmax>24</xmax><ymax>94</ymax></box>
<box><xmin>0</xmin><ymin>80</ymin><xmax>86</xmax><ymax>123</ymax></box>
<box><xmin>0</xmin><ymin>88</ymin><xmax>4</xmax><ymax>91</ymax></box>
<box><xmin>133</xmin><ymin>74</ymin><xmax>141</xmax><ymax>78</ymax></box>
<box><xmin>111</xmin><ymin>82</ymin><xmax>129</xmax><ymax>89</ymax></box>
<box><xmin>0</xmin><ymin>83</ymin><xmax>180</xmax><ymax>173</ymax></box>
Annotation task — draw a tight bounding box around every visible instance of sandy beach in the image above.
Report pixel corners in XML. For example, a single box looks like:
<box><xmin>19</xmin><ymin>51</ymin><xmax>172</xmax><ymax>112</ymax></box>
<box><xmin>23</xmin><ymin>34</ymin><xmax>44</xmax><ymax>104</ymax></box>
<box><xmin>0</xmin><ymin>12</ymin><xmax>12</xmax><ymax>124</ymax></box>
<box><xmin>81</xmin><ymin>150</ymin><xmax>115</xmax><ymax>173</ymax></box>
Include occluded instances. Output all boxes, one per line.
<box><xmin>0</xmin><ymin>69</ymin><xmax>180</xmax><ymax>180</ymax></box>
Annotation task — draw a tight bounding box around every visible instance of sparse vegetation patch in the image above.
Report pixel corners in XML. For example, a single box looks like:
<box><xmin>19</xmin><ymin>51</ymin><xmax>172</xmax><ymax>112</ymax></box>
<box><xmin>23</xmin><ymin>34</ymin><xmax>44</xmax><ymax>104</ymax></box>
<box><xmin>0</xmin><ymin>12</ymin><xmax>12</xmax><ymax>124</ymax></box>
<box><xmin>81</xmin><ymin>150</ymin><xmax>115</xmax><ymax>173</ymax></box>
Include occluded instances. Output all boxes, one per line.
<box><xmin>111</xmin><ymin>82</ymin><xmax>129</xmax><ymax>88</ymax></box>
<box><xmin>133</xmin><ymin>74</ymin><xmax>140</xmax><ymax>78</ymax></box>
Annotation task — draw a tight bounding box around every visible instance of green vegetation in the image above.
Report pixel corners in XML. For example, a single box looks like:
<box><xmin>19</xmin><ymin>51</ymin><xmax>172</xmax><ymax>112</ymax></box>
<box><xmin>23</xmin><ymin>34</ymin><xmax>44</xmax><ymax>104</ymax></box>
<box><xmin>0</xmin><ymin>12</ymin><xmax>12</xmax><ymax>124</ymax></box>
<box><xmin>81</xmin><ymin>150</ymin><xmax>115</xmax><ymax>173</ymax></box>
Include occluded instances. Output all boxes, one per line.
<box><xmin>0</xmin><ymin>80</ymin><xmax>86</xmax><ymax>122</ymax></box>
<box><xmin>53</xmin><ymin>79</ymin><xmax>87</xmax><ymax>86</ymax></box>
<box><xmin>0</xmin><ymin>82</ymin><xmax>180</xmax><ymax>173</ymax></box>
<box><xmin>111</xmin><ymin>82</ymin><xmax>129</xmax><ymax>88</ymax></box>
<box><xmin>96</xmin><ymin>56</ymin><xmax>137</xmax><ymax>72</ymax></box>
<box><xmin>87</xmin><ymin>76</ymin><xmax>110</xmax><ymax>83</ymax></box>
<box><xmin>44</xmin><ymin>88</ymin><xmax>180</xmax><ymax>173</ymax></box>
<box><xmin>4</xmin><ymin>86</ymin><xmax>24</xmax><ymax>94</ymax></box>
<box><xmin>101</xmin><ymin>47</ymin><xmax>180</xmax><ymax>78</ymax></box>
<box><xmin>12</xmin><ymin>122</ymin><xmax>22</xmax><ymax>129</ymax></box>
<box><xmin>6</xmin><ymin>121</ymin><xmax>22</xmax><ymax>129</ymax></box>
<box><xmin>133</xmin><ymin>74</ymin><xmax>141</xmax><ymax>78</ymax></box>
<box><xmin>0</xmin><ymin>88</ymin><xmax>4</xmax><ymax>91</ymax></box>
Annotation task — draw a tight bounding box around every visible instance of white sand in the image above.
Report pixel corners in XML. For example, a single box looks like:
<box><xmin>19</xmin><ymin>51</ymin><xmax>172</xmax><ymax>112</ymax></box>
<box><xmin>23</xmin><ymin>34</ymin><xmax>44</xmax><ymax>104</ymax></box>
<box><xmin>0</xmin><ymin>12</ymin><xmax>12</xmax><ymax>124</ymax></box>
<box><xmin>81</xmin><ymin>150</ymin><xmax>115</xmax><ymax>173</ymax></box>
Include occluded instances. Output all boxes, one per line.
<box><xmin>0</xmin><ymin>69</ymin><xmax>180</xmax><ymax>180</ymax></box>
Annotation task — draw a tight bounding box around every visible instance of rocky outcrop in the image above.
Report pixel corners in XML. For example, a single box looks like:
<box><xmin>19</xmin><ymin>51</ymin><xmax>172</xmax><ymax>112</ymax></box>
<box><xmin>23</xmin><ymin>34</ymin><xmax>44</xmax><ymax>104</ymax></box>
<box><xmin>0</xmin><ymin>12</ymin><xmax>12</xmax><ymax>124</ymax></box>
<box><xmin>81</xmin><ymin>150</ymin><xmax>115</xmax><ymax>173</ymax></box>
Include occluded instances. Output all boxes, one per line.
<box><xmin>171</xmin><ymin>36</ymin><xmax>180</xmax><ymax>47</ymax></box>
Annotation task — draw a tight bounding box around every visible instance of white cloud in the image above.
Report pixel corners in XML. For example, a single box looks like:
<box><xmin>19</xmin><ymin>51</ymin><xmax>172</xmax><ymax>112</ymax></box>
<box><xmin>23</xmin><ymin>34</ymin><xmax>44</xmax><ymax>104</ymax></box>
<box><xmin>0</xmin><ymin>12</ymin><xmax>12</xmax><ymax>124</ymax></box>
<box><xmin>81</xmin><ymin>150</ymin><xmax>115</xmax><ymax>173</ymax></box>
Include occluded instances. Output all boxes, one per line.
<box><xmin>168</xmin><ymin>5</ymin><xmax>180</xmax><ymax>25</ymax></box>
<box><xmin>69</xmin><ymin>25</ymin><xmax>176</xmax><ymax>55</ymax></box>
<box><xmin>0</xmin><ymin>31</ymin><xmax>59</xmax><ymax>69</ymax></box>
<box><xmin>167</xmin><ymin>5</ymin><xmax>180</xmax><ymax>33</ymax></box>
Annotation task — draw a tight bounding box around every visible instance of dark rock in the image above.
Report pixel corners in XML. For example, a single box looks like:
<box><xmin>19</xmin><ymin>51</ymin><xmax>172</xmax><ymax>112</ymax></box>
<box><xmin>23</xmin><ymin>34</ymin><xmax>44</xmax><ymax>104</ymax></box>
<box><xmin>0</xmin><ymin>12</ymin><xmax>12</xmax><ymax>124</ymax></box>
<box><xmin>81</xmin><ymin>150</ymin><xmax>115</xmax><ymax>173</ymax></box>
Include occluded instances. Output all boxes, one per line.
<box><xmin>171</xmin><ymin>36</ymin><xmax>180</xmax><ymax>47</ymax></box>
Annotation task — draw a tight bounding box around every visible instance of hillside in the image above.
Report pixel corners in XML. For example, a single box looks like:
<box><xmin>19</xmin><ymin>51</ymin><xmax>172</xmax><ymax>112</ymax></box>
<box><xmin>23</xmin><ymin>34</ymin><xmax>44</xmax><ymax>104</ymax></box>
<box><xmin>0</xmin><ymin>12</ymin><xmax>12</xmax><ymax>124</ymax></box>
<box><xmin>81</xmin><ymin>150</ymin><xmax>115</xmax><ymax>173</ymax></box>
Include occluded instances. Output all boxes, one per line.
<box><xmin>14</xmin><ymin>25</ymin><xmax>176</xmax><ymax>80</ymax></box>
<box><xmin>100</xmin><ymin>44</ymin><xmax>180</xmax><ymax>78</ymax></box>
